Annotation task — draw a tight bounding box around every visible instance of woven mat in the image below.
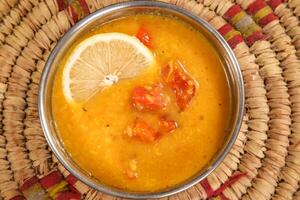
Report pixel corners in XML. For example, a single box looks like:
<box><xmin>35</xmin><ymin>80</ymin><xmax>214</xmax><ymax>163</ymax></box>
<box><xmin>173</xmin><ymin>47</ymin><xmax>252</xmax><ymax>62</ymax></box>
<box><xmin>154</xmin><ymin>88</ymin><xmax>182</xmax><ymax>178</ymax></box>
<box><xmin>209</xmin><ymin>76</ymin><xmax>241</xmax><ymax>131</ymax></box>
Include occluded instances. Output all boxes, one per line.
<box><xmin>1</xmin><ymin>0</ymin><xmax>300</xmax><ymax>199</ymax></box>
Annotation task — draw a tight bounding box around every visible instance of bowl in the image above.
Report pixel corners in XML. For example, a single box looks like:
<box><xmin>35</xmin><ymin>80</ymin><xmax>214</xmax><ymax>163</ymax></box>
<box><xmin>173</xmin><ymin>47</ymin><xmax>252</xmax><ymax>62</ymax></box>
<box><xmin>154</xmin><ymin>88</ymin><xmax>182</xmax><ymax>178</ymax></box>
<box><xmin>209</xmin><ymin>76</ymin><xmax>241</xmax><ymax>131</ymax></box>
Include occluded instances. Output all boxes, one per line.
<box><xmin>39</xmin><ymin>1</ymin><xmax>244</xmax><ymax>199</ymax></box>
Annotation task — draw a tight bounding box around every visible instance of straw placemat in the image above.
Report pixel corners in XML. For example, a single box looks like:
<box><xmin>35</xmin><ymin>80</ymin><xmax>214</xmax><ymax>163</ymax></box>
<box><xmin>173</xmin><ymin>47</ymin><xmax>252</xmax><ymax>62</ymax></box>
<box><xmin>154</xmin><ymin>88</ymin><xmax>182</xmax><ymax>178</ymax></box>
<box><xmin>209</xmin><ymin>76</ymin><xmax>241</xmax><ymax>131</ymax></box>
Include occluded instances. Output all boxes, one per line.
<box><xmin>0</xmin><ymin>0</ymin><xmax>300</xmax><ymax>199</ymax></box>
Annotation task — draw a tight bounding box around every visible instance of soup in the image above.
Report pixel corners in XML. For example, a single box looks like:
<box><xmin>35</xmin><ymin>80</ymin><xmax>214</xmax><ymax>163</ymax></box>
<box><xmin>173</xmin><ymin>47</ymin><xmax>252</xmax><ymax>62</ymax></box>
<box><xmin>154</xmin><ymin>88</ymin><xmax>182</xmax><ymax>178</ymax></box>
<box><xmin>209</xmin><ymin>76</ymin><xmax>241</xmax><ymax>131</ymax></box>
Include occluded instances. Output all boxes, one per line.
<box><xmin>52</xmin><ymin>14</ymin><xmax>230</xmax><ymax>192</ymax></box>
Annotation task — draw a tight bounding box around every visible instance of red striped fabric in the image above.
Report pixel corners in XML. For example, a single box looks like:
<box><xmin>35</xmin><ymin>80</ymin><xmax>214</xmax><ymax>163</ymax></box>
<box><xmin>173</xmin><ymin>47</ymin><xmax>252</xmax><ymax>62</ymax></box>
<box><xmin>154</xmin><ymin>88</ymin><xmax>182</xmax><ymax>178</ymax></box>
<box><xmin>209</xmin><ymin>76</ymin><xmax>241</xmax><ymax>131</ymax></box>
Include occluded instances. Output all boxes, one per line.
<box><xmin>66</xmin><ymin>174</ymin><xmax>78</xmax><ymax>186</ymax></box>
<box><xmin>218</xmin><ymin>24</ymin><xmax>243</xmax><ymax>49</ymax></box>
<box><xmin>218</xmin><ymin>24</ymin><xmax>233</xmax><ymax>36</ymax></box>
<box><xmin>79</xmin><ymin>0</ymin><xmax>90</xmax><ymax>16</ymax></box>
<box><xmin>201</xmin><ymin>172</ymin><xmax>247</xmax><ymax>199</ymax></box>
<box><xmin>245</xmin><ymin>30</ymin><xmax>266</xmax><ymax>45</ymax></box>
<box><xmin>20</xmin><ymin>176</ymin><xmax>39</xmax><ymax>191</ymax></box>
<box><xmin>268</xmin><ymin>0</ymin><xmax>283</xmax><ymax>10</ymax></box>
<box><xmin>200</xmin><ymin>178</ymin><xmax>214</xmax><ymax>198</ymax></box>
<box><xmin>247</xmin><ymin>0</ymin><xmax>266</xmax><ymax>15</ymax></box>
<box><xmin>224</xmin><ymin>5</ymin><xmax>242</xmax><ymax>20</ymax></box>
<box><xmin>258</xmin><ymin>12</ymin><xmax>278</xmax><ymax>26</ymax></box>
<box><xmin>55</xmin><ymin>191</ymin><xmax>81</xmax><ymax>200</ymax></box>
<box><xmin>213</xmin><ymin>173</ymin><xmax>247</xmax><ymax>196</ymax></box>
<box><xmin>227</xmin><ymin>34</ymin><xmax>244</xmax><ymax>49</ymax></box>
<box><xmin>56</xmin><ymin>0</ymin><xmax>68</xmax><ymax>11</ymax></box>
<box><xmin>40</xmin><ymin>171</ymin><xmax>63</xmax><ymax>189</ymax></box>
<box><xmin>69</xmin><ymin>6</ymin><xmax>79</xmax><ymax>23</ymax></box>
<box><xmin>56</xmin><ymin>0</ymin><xmax>91</xmax><ymax>23</ymax></box>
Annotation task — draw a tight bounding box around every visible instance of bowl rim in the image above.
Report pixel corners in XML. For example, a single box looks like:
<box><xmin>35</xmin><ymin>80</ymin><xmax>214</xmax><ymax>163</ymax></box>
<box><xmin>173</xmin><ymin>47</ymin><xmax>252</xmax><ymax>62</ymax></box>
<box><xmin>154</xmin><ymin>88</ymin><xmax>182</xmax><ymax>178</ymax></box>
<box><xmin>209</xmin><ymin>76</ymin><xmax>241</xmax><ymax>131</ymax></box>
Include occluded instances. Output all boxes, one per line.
<box><xmin>39</xmin><ymin>1</ymin><xmax>245</xmax><ymax>199</ymax></box>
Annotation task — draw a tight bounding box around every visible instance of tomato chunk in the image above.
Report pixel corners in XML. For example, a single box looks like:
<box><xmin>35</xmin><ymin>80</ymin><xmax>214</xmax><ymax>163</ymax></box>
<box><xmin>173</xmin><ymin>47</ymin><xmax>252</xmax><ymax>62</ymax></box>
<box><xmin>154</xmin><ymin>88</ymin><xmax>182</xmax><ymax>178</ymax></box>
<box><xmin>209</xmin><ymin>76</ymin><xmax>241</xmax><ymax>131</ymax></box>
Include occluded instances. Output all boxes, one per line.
<box><xmin>132</xmin><ymin>83</ymin><xmax>169</xmax><ymax>112</ymax></box>
<box><xmin>125</xmin><ymin>118</ymin><xmax>159</xmax><ymax>143</ymax></box>
<box><xmin>136</xmin><ymin>27</ymin><xmax>152</xmax><ymax>47</ymax></box>
<box><xmin>158</xmin><ymin>115</ymin><xmax>178</xmax><ymax>134</ymax></box>
<box><xmin>161</xmin><ymin>60</ymin><xmax>197</xmax><ymax>111</ymax></box>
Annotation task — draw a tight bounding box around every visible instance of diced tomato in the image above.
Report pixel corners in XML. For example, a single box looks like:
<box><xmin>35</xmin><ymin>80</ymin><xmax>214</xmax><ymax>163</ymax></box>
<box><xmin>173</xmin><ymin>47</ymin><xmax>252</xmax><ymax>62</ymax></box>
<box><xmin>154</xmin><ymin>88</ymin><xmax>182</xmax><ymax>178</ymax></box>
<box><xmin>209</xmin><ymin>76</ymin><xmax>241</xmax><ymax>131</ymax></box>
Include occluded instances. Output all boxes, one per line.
<box><xmin>158</xmin><ymin>115</ymin><xmax>178</xmax><ymax>134</ymax></box>
<box><xmin>136</xmin><ymin>27</ymin><xmax>152</xmax><ymax>47</ymax></box>
<box><xmin>161</xmin><ymin>60</ymin><xmax>197</xmax><ymax>111</ymax></box>
<box><xmin>126</xmin><ymin>118</ymin><xmax>159</xmax><ymax>143</ymax></box>
<box><xmin>132</xmin><ymin>83</ymin><xmax>169</xmax><ymax>112</ymax></box>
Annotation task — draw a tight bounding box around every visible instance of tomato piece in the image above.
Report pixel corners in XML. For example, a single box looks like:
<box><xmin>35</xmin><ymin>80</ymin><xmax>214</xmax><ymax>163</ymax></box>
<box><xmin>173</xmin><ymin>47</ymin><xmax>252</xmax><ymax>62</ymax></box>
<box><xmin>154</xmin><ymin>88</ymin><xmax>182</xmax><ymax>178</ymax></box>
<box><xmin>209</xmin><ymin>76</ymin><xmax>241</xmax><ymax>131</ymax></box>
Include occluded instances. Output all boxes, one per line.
<box><xmin>126</xmin><ymin>118</ymin><xmax>159</xmax><ymax>143</ymax></box>
<box><xmin>136</xmin><ymin>27</ymin><xmax>152</xmax><ymax>47</ymax></box>
<box><xmin>158</xmin><ymin>115</ymin><xmax>178</xmax><ymax>134</ymax></box>
<box><xmin>161</xmin><ymin>60</ymin><xmax>197</xmax><ymax>111</ymax></box>
<box><xmin>132</xmin><ymin>83</ymin><xmax>169</xmax><ymax>112</ymax></box>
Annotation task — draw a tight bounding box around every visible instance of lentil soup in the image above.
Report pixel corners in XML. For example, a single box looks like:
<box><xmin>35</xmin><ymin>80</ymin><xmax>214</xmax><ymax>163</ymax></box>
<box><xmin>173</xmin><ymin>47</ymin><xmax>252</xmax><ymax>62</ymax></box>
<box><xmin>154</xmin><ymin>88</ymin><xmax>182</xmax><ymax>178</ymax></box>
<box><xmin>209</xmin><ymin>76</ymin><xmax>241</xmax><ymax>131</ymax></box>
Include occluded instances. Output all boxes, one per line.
<box><xmin>52</xmin><ymin>14</ymin><xmax>231</xmax><ymax>192</ymax></box>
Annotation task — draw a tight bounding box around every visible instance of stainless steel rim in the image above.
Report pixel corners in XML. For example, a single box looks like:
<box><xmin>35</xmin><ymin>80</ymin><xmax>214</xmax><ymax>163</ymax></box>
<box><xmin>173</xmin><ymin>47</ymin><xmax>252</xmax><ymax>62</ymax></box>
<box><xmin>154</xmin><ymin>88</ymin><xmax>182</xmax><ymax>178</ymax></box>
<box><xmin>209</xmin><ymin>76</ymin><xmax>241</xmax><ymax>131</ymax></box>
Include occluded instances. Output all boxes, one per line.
<box><xmin>39</xmin><ymin>1</ymin><xmax>244</xmax><ymax>199</ymax></box>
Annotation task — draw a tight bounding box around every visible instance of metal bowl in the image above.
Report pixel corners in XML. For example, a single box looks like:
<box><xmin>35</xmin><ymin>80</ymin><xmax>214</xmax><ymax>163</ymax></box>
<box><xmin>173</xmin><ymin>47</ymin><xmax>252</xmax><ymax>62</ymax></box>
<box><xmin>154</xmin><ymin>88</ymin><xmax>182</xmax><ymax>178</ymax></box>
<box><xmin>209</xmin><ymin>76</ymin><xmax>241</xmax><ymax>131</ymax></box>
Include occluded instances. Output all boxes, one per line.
<box><xmin>39</xmin><ymin>1</ymin><xmax>244</xmax><ymax>199</ymax></box>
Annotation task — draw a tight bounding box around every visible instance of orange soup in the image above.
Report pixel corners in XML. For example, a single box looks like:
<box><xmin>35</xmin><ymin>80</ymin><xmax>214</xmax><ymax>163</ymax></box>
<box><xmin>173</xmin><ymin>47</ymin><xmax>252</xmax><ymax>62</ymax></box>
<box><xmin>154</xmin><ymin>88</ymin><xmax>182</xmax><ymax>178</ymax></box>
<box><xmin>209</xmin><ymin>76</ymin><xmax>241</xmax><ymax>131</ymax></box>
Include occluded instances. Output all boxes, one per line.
<box><xmin>52</xmin><ymin>14</ymin><xmax>230</xmax><ymax>192</ymax></box>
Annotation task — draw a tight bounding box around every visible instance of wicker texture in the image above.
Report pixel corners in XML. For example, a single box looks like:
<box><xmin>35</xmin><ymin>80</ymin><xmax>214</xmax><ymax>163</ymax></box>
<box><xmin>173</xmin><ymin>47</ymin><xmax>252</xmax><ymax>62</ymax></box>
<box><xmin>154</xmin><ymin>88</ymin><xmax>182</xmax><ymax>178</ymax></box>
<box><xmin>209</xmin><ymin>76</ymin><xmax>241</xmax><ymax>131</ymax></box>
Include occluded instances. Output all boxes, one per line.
<box><xmin>0</xmin><ymin>0</ymin><xmax>300</xmax><ymax>199</ymax></box>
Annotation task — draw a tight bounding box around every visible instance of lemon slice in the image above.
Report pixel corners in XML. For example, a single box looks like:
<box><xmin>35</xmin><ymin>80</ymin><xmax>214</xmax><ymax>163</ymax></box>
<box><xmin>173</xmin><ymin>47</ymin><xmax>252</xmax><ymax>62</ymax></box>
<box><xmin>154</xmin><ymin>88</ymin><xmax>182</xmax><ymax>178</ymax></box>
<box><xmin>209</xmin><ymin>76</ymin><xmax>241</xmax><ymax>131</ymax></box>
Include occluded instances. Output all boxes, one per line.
<box><xmin>62</xmin><ymin>33</ymin><xmax>154</xmax><ymax>103</ymax></box>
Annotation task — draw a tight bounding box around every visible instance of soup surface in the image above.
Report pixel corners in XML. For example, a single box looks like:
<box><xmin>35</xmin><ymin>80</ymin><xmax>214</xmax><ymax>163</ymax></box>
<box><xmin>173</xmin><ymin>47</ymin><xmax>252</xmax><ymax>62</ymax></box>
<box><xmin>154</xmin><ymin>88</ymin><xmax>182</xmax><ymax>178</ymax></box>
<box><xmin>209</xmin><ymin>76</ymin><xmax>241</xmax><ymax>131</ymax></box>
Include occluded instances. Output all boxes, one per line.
<box><xmin>52</xmin><ymin>14</ymin><xmax>230</xmax><ymax>192</ymax></box>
